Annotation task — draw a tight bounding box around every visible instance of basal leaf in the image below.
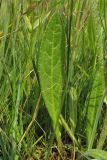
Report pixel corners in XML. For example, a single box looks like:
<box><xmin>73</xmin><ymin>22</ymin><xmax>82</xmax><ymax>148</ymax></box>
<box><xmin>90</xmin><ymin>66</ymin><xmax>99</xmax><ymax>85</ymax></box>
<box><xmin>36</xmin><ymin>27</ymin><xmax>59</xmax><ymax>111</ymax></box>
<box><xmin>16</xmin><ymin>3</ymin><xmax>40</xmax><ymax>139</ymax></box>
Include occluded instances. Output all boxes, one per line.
<box><xmin>86</xmin><ymin>66</ymin><xmax>105</xmax><ymax>149</ymax></box>
<box><xmin>38</xmin><ymin>13</ymin><xmax>64</xmax><ymax>140</ymax></box>
<box><xmin>97</xmin><ymin>108</ymin><xmax>107</xmax><ymax>149</ymax></box>
<box><xmin>85</xmin><ymin>149</ymin><xmax>107</xmax><ymax>160</ymax></box>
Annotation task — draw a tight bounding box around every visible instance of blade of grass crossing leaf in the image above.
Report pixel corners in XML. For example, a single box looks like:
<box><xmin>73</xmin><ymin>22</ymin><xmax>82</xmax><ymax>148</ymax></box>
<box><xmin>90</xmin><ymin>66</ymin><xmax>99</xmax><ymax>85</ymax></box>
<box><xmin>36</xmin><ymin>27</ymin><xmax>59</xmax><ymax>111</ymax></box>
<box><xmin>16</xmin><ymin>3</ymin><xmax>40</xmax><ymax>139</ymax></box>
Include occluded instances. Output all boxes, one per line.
<box><xmin>60</xmin><ymin>115</ymin><xmax>78</xmax><ymax>145</ymax></box>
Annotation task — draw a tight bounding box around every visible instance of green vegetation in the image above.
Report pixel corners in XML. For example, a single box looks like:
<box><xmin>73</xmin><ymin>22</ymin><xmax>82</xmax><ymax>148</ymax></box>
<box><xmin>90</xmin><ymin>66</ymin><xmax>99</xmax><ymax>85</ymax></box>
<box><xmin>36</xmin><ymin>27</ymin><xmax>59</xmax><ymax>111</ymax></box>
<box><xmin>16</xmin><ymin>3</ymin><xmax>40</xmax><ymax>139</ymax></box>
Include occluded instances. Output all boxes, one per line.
<box><xmin>0</xmin><ymin>0</ymin><xmax>107</xmax><ymax>159</ymax></box>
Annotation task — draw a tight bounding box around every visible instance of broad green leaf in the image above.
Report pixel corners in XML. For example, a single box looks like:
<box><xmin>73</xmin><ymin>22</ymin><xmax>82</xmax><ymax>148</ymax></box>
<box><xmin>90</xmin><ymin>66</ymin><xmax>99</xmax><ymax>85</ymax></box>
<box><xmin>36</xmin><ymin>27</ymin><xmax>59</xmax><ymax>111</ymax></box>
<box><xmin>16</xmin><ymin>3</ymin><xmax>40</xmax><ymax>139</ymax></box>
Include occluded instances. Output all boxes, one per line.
<box><xmin>97</xmin><ymin>110</ymin><xmax>107</xmax><ymax>149</ymax></box>
<box><xmin>38</xmin><ymin>13</ymin><xmax>64</xmax><ymax>140</ymax></box>
<box><xmin>85</xmin><ymin>149</ymin><xmax>107</xmax><ymax>160</ymax></box>
<box><xmin>86</xmin><ymin>66</ymin><xmax>105</xmax><ymax>149</ymax></box>
<box><xmin>97</xmin><ymin>0</ymin><xmax>107</xmax><ymax>150</ymax></box>
<box><xmin>86</xmin><ymin>12</ymin><xmax>105</xmax><ymax>149</ymax></box>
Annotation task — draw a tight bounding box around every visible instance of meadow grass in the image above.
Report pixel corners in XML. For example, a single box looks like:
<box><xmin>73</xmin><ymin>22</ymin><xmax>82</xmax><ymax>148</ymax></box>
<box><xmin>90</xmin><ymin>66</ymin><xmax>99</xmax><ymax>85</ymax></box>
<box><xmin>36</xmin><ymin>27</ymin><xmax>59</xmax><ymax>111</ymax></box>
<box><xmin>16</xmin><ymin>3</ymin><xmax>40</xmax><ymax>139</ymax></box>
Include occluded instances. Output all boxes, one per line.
<box><xmin>0</xmin><ymin>0</ymin><xmax>107</xmax><ymax>159</ymax></box>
